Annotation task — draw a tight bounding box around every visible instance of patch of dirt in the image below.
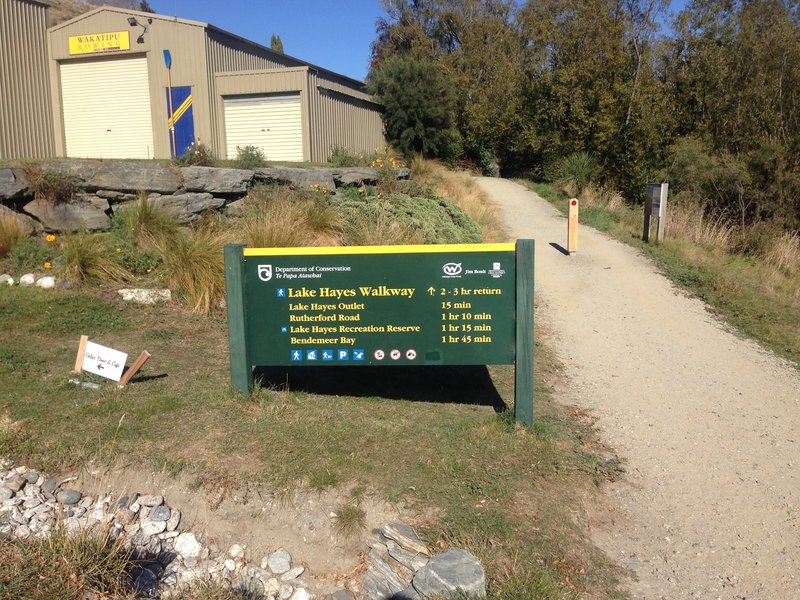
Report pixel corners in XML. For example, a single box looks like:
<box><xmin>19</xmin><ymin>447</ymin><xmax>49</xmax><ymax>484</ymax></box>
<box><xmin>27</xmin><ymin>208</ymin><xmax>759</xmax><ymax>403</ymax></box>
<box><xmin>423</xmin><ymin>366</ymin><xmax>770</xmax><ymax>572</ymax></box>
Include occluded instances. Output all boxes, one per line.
<box><xmin>75</xmin><ymin>462</ymin><xmax>409</xmax><ymax>596</ymax></box>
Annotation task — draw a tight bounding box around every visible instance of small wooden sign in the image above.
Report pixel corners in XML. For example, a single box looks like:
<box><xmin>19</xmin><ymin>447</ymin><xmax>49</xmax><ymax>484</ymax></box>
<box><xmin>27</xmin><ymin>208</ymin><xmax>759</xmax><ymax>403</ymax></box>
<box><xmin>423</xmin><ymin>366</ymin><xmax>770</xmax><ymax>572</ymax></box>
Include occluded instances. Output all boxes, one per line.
<box><xmin>567</xmin><ymin>198</ymin><xmax>579</xmax><ymax>255</ymax></box>
<box><xmin>74</xmin><ymin>335</ymin><xmax>151</xmax><ymax>387</ymax></box>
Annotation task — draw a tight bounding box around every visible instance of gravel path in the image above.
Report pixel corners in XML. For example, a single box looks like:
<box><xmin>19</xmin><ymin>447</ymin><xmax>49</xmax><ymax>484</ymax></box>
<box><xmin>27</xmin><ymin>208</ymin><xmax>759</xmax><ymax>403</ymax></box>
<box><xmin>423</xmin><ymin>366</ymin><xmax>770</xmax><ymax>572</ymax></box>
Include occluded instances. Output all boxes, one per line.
<box><xmin>477</xmin><ymin>178</ymin><xmax>800</xmax><ymax>599</ymax></box>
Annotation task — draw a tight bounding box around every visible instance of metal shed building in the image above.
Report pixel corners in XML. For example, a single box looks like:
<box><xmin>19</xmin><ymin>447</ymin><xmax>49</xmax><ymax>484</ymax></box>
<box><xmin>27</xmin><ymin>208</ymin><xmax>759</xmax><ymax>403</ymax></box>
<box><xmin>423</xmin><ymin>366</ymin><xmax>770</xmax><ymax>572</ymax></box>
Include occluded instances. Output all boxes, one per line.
<box><xmin>47</xmin><ymin>7</ymin><xmax>385</xmax><ymax>161</ymax></box>
<box><xmin>0</xmin><ymin>0</ymin><xmax>55</xmax><ymax>159</ymax></box>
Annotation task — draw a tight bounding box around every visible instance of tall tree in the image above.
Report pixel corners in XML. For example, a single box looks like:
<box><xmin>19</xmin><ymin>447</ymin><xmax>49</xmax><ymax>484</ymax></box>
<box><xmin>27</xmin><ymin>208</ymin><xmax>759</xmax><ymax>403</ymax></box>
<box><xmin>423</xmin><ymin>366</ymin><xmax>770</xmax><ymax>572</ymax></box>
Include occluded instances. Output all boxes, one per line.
<box><xmin>270</xmin><ymin>33</ymin><xmax>284</xmax><ymax>53</ymax></box>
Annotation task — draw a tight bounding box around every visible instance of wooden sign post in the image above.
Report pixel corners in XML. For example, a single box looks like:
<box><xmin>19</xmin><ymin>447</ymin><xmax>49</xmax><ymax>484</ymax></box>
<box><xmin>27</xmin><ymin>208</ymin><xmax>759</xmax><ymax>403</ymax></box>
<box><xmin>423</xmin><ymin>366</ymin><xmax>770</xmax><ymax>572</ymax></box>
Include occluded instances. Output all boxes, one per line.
<box><xmin>567</xmin><ymin>198</ymin><xmax>579</xmax><ymax>255</ymax></box>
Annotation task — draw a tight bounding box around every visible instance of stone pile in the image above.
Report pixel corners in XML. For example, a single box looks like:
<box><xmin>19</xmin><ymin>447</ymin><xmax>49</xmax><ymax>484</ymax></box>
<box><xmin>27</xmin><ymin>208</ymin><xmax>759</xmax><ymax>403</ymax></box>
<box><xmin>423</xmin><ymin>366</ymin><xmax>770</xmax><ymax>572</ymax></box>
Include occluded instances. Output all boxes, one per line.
<box><xmin>1</xmin><ymin>272</ymin><xmax>55</xmax><ymax>289</ymax></box>
<box><xmin>0</xmin><ymin>161</ymin><xmax>410</xmax><ymax>233</ymax></box>
<box><xmin>0</xmin><ymin>462</ymin><xmax>317</xmax><ymax>599</ymax></box>
<box><xmin>362</xmin><ymin>522</ymin><xmax>486</xmax><ymax>600</ymax></box>
<box><xmin>1</xmin><ymin>460</ymin><xmax>485</xmax><ymax>600</ymax></box>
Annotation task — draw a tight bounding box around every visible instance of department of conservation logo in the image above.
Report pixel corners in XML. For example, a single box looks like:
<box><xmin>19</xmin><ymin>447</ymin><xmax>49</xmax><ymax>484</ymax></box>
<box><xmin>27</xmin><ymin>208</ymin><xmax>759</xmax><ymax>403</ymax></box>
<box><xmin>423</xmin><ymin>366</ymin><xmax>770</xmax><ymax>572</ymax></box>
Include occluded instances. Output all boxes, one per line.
<box><xmin>442</xmin><ymin>262</ymin><xmax>462</xmax><ymax>278</ymax></box>
<box><xmin>257</xmin><ymin>264</ymin><xmax>273</xmax><ymax>282</ymax></box>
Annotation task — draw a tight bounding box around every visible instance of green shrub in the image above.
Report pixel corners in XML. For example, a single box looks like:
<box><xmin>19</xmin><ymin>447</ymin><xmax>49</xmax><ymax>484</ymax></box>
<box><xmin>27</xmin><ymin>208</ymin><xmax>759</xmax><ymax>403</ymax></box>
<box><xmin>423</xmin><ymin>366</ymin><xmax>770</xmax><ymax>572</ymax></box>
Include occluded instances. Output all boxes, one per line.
<box><xmin>173</xmin><ymin>141</ymin><xmax>215</xmax><ymax>166</ymax></box>
<box><xmin>0</xmin><ymin>214</ymin><xmax>25</xmax><ymax>258</ymax></box>
<box><xmin>234</xmin><ymin>145</ymin><xmax>267</xmax><ymax>169</ymax></box>
<box><xmin>8</xmin><ymin>238</ymin><xmax>48</xmax><ymax>270</ymax></box>
<box><xmin>328</xmin><ymin>145</ymin><xmax>368</xmax><ymax>167</ymax></box>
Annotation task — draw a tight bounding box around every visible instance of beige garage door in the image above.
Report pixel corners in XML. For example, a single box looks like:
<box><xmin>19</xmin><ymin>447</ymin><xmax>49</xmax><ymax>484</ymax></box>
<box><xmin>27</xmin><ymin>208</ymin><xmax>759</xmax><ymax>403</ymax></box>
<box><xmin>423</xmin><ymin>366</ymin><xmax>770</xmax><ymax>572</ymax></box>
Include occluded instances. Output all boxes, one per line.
<box><xmin>223</xmin><ymin>94</ymin><xmax>303</xmax><ymax>162</ymax></box>
<box><xmin>60</xmin><ymin>57</ymin><xmax>154</xmax><ymax>159</ymax></box>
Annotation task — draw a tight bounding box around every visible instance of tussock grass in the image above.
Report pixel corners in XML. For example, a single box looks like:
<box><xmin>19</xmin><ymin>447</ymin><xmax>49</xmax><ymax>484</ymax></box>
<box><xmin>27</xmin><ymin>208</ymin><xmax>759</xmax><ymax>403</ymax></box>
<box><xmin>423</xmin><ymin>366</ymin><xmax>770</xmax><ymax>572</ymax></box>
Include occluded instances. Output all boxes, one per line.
<box><xmin>343</xmin><ymin>199</ymin><xmax>426</xmax><ymax>246</ymax></box>
<box><xmin>332</xmin><ymin>504</ymin><xmax>367</xmax><ymax>538</ymax></box>
<box><xmin>0</xmin><ymin>214</ymin><xmax>25</xmax><ymax>257</ymax></box>
<box><xmin>667</xmin><ymin>202</ymin><xmax>735</xmax><ymax>251</ymax></box>
<box><xmin>0</xmin><ymin>525</ymin><xmax>135</xmax><ymax>600</ymax></box>
<box><xmin>116</xmin><ymin>194</ymin><xmax>179</xmax><ymax>251</ymax></box>
<box><xmin>156</xmin><ymin>223</ymin><xmax>231</xmax><ymax>315</ymax></box>
<box><xmin>56</xmin><ymin>232</ymin><xmax>132</xmax><ymax>284</ymax></box>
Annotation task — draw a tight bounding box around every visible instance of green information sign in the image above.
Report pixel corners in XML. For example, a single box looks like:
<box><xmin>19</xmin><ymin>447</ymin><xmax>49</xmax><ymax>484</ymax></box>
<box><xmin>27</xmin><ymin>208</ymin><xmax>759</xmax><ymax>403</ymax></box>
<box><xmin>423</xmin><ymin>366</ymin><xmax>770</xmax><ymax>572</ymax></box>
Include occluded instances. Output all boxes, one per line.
<box><xmin>225</xmin><ymin>241</ymin><xmax>535</xmax><ymax>426</ymax></box>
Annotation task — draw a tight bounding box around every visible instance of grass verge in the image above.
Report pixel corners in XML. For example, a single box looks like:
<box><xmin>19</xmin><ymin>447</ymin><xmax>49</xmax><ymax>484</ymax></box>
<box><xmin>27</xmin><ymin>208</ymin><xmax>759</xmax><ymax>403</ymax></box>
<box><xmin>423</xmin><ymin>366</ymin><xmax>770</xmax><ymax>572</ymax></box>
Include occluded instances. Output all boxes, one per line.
<box><xmin>521</xmin><ymin>181</ymin><xmax>800</xmax><ymax>366</ymax></box>
<box><xmin>0</xmin><ymin>284</ymin><xmax>626</xmax><ymax>598</ymax></box>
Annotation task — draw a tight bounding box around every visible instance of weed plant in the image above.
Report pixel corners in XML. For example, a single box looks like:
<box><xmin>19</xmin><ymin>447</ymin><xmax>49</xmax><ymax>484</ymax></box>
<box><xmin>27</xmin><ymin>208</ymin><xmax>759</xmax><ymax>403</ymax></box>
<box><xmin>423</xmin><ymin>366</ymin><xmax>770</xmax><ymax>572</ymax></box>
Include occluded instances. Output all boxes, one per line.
<box><xmin>0</xmin><ymin>214</ymin><xmax>24</xmax><ymax>257</ymax></box>
<box><xmin>174</xmin><ymin>142</ymin><xmax>215</xmax><ymax>167</ymax></box>
<box><xmin>234</xmin><ymin>145</ymin><xmax>267</xmax><ymax>170</ymax></box>
<box><xmin>332</xmin><ymin>504</ymin><xmax>367</xmax><ymax>537</ymax></box>
<box><xmin>21</xmin><ymin>164</ymin><xmax>77</xmax><ymax>204</ymax></box>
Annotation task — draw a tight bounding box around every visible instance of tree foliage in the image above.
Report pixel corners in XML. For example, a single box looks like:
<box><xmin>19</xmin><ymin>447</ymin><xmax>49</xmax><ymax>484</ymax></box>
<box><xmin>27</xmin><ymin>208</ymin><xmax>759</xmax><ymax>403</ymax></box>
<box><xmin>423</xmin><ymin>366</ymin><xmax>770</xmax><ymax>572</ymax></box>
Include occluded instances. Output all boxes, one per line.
<box><xmin>370</xmin><ymin>0</ymin><xmax>800</xmax><ymax>229</ymax></box>
<box><xmin>367</xmin><ymin>57</ymin><xmax>460</xmax><ymax>160</ymax></box>
<box><xmin>270</xmin><ymin>33</ymin><xmax>284</xmax><ymax>53</ymax></box>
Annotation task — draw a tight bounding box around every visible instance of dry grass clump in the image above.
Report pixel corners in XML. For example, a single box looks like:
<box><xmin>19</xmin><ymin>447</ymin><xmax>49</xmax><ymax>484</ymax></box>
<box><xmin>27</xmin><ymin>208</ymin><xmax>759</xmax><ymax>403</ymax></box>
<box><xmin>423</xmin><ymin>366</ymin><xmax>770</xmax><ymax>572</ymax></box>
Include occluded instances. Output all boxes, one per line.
<box><xmin>765</xmin><ymin>230</ymin><xmax>800</xmax><ymax>276</ymax></box>
<box><xmin>21</xmin><ymin>164</ymin><xmax>77</xmax><ymax>205</ymax></box>
<box><xmin>332</xmin><ymin>504</ymin><xmax>367</xmax><ymax>538</ymax></box>
<box><xmin>156</xmin><ymin>221</ymin><xmax>231</xmax><ymax>315</ymax></box>
<box><xmin>0</xmin><ymin>214</ymin><xmax>25</xmax><ymax>257</ymax></box>
<box><xmin>667</xmin><ymin>202</ymin><xmax>735</xmax><ymax>251</ymax></box>
<box><xmin>0</xmin><ymin>525</ymin><xmax>136</xmax><ymax>600</ymax></box>
<box><xmin>579</xmin><ymin>185</ymin><xmax>626</xmax><ymax>212</ymax></box>
<box><xmin>57</xmin><ymin>232</ymin><xmax>132</xmax><ymax>284</ymax></box>
<box><xmin>414</xmin><ymin>160</ymin><xmax>507</xmax><ymax>242</ymax></box>
<box><xmin>234</xmin><ymin>186</ymin><xmax>344</xmax><ymax>248</ymax></box>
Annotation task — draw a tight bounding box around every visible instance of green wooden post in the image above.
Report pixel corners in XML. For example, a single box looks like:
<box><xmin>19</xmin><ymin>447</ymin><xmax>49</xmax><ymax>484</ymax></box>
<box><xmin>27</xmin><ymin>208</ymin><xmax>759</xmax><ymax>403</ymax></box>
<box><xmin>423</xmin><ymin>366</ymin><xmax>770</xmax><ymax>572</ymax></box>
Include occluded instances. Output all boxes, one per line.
<box><xmin>514</xmin><ymin>239</ymin><xmax>535</xmax><ymax>427</ymax></box>
<box><xmin>224</xmin><ymin>244</ymin><xmax>253</xmax><ymax>394</ymax></box>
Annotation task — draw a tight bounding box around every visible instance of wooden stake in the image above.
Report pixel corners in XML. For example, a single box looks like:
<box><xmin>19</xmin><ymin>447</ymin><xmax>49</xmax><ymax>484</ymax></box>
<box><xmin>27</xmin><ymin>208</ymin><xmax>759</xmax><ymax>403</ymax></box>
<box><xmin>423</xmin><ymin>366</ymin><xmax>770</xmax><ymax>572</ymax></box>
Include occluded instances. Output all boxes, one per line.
<box><xmin>567</xmin><ymin>198</ymin><xmax>579</xmax><ymax>255</ymax></box>
<box><xmin>74</xmin><ymin>335</ymin><xmax>88</xmax><ymax>373</ymax></box>
<box><xmin>117</xmin><ymin>351</ymin><xmax>151</xmax><ymax>388</ymax></box>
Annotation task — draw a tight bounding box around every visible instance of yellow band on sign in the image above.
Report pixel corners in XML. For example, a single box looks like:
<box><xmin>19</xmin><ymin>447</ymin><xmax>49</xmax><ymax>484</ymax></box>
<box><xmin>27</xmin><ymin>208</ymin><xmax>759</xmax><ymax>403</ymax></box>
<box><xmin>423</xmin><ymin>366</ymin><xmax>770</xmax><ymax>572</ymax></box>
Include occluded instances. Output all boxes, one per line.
<box><xmin>68</xmin><ymin>31</ymin><xmax>130</xmax><ymax>55</ymax></box>
<box><xmin>243</xmin><ymin>243</ymin><xmax>516</xmax><ymax>257</ymax></box>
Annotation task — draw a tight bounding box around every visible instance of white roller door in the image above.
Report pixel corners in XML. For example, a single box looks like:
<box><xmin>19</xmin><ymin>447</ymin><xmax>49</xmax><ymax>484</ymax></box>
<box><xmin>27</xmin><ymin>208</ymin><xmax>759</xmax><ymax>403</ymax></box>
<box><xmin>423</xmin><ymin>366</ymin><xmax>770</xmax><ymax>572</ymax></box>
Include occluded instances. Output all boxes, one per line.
<box><xmin>224</xmin><ymin>94</ymin><xmax>303</xmax><ymax>162</ymax></box>
<box><xmin>60</xmin><ymin>57</ymin><xmax>154</xmax><ymax>159</ymax></box>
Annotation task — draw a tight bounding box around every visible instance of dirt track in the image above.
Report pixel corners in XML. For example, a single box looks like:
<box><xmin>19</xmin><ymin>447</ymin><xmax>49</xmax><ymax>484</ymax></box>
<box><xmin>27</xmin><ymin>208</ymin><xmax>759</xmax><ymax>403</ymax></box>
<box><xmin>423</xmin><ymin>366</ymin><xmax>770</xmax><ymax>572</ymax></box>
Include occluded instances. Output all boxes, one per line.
<box><xmin>477</xmin><ymin>178</ymin><xmax>800</xmax><ymax>599</ymax></box>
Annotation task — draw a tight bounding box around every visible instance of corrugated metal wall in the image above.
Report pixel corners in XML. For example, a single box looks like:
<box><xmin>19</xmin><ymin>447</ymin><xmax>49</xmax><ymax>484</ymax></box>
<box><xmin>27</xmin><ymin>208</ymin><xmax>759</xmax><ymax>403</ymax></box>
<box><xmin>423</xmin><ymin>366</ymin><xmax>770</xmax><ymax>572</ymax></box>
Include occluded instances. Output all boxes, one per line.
<box><xmin>0</xmin><ymin>0</ymin><xmax>55</xmax><ymax>159</ymax></box>
<box><xmin>205</xmin><ymin>30</ymin><xmax>304</xmax><ymax>154</ymax></box>
<box><xmin>49</xmin><ymin>10</ymin><xmax>214</xmax><ymax>159</ymax></box>
<box><xmin>307</xmin><ymin>70</ymin><xmax>384</xmax><ymax>163</ymax></box>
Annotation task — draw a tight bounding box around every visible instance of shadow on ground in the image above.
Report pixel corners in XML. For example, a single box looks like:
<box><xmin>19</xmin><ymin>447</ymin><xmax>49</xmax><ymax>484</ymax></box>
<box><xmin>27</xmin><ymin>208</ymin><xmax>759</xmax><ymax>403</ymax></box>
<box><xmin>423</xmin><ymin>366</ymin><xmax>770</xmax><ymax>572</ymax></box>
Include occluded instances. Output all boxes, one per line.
<box><xmin>253</xmin><ymin>365</ymin><xmax>508</xmax><ymax>412</ymax></box>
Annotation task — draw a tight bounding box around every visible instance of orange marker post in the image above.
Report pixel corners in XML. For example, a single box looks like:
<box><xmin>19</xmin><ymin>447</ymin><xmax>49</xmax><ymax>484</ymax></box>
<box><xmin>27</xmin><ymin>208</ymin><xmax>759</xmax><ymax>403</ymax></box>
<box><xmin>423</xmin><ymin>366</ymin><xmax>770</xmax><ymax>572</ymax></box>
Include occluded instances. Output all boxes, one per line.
<box><xmin>567</xmin><ymin>198</ymin><xmax>579</xmax><ymax>255</ymax></box>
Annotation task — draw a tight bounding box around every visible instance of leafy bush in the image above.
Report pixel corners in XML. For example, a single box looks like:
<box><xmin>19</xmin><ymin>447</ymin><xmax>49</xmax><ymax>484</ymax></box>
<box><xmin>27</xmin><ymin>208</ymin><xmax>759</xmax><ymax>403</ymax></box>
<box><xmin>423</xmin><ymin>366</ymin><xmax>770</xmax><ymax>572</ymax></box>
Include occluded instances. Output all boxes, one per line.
<box><xmin>8</xmin><ymin>238</ymin><xmax>48</xmax><ymax>270</ymax></box>
<box><xmin>173</xmin><ymin>141</ymin><xmax>215</xmax><ymax>166</ymax></box>
<box><xmin>0</xmin><ymin>214</ymin><xmax>25</xmax><ymax>258</ymax></box>
<box><xmin>21</xmin><ymin>164</ymin><xmax>76</xmax><ymax>204</ymax></box>
<box><xmin>328</xmin><ymin>145</ymin><xmax>368</xmax><ymax>167</ymax></box>
<box><xmin>338</xmin><ymin>192</ymin><xmax>482</xmax><ymax>245</ymax></box>
<box><xmin>56</xmin><ymin>233</ymin><xmax>132</xmax><ymax>284</ymax></box>
<box><xmin>234</xmin><ymin>145</ymin><xmax>267</xmax><ymax>169</ymax></box>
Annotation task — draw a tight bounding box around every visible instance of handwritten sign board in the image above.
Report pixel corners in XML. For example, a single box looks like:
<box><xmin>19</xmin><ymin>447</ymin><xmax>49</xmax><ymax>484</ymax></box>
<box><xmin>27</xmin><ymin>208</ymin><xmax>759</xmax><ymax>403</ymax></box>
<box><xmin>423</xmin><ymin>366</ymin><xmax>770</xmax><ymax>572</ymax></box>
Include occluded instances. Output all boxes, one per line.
<box><xmin>77</xmin><ymin>338</ymin><xmax>127</xmax><ymax>382</ymax></box>
<box><xmin>225</xmin><ymin>242</ymin><xmax>535</xmax><ymax>426</ymax></box>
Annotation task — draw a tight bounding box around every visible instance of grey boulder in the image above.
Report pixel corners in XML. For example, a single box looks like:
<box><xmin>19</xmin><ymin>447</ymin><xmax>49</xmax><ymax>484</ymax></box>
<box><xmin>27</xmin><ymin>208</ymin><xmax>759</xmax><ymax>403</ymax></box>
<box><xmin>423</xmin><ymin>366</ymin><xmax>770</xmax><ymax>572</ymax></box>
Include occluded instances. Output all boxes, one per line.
<box><xmin>412</xmin><ymin>549</ymin><xmax>486</xmax><ymax>599</ymax></box>
<box><xmin>23</xmin><ymin>195</ymin><xmax>110</xmax><ymax>232</ymax></box>
<box><xmin>181</xmin><ymin>166</ymin><xmax>254</xmax><ymax>195</ymax></box>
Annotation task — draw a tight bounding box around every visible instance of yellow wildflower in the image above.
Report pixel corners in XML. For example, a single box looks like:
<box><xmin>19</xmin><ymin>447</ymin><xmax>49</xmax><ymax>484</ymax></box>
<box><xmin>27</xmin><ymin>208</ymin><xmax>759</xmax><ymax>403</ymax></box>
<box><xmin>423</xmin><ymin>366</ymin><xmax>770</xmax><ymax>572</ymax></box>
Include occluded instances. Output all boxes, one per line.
<box><xmin>46</xmin><ymin>234</ymin><xmax>56</xmax><ymax>243</ymax></box>
<box><xmin>43</xmin><ymin>261</ymin><xmax>52</xmax><ymax>269</ymax></box>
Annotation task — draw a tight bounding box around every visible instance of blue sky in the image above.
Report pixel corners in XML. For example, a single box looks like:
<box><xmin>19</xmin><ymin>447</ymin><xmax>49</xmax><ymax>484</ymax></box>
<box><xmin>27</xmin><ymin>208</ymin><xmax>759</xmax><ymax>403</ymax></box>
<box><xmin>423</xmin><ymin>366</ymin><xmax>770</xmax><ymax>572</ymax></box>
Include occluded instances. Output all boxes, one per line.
<box><xmin>148</xmin><ymin>1</ymin><xmax>689</xmax><ymax>83</ymax></box>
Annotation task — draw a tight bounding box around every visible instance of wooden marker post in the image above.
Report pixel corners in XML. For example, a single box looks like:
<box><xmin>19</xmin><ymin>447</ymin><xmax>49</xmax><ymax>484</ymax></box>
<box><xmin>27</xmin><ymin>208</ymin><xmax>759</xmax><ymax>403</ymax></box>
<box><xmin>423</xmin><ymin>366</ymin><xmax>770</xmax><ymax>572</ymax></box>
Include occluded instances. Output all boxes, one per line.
<box><xmin>567</xmin><ymin>198</ymin><xmax>579</xmax><ymax>255</ymax></box>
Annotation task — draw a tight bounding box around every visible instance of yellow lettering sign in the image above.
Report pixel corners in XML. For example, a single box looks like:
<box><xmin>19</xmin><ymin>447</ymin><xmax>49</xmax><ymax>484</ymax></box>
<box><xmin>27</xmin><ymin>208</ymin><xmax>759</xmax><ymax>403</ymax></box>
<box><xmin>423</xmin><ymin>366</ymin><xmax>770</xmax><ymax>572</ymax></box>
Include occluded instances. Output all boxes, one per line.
<box><xmin>68</xmin><ymin>31</ymin><xmax>130</xmax><ymax>55</ymax></box>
